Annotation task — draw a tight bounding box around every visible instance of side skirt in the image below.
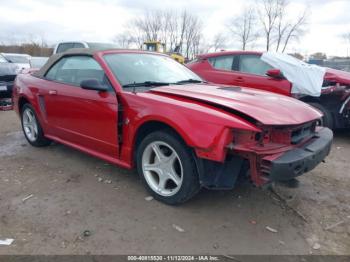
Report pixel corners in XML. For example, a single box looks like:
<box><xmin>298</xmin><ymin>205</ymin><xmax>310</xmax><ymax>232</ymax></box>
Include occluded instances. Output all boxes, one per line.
<box><xmin>45</xmin><ymin>134</ymin><xmax>132</xmax><ymax>169</ymax></box>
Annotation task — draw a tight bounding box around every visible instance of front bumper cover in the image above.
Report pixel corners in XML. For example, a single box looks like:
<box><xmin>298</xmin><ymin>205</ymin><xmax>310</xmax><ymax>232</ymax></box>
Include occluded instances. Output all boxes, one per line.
<box><xmin>266</xmin><ymin>127</ymin><xmax>333</xmax><ymax>181</ymax></box>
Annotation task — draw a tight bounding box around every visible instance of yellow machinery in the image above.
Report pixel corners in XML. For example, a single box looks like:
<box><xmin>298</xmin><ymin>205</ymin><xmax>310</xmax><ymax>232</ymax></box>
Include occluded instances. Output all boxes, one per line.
<box><xmin>143</xmin><ymin>41</ymin><xmax>185</xmax><ymax>64</ymax></box>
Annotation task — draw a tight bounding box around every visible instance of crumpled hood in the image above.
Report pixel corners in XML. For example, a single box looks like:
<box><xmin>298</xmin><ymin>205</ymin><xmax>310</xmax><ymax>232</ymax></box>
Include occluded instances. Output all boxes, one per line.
<box><xmin>325</xmin><ymin>68</ymin><xmax>350</xmax><ymax>85</ymax></box>
<box><xmin>150</xmin><ymin>84</ymin><xmax>322</xmax><ymax>126</ymax></box>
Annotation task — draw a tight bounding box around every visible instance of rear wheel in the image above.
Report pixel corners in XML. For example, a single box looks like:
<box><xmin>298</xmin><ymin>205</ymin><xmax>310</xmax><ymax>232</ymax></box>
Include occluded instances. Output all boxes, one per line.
<box><xmin>136</xmin><ymin>130</ymin><xmax>200</xmax><ymax>205</ymax></box>
<box><xmin>308</xmin><ymin>102</ymin><xmax>334</xmax><ymax>129</ymax></box>
<box><xmin>21</xmin><ymin>104</ymin><xmax>51</xmax><ymax>147</ymax></box>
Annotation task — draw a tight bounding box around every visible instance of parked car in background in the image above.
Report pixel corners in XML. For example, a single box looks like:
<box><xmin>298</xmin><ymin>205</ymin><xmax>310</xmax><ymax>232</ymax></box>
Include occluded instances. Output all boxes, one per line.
<box><xmin>187</xmin><ymin>51</ymin><xmax>350</xmax><ymax>130</ymax></box>
<box><xmin>1</xmin><ymin>53</ymin><xmax>31</xmax><ymax>70</ymax></box>
<box><xmin>20</xmin><ymin>57</ymin><xmax>49</xmax><ymax>75</ymax></box>
<box><xmin>53</xmin><ymin>41</ymin><xmax>119</xmax><ymax>54</ymax></box>
<box><xmin>13</xmin><ymin>49</ymin><xmax>332</xmax><ymax>204</ymax></box>
<box><xmin>29</xmin><ymin>56</ymin><xmax>49</xmax><ymax>69</ymax></box>
<box><xmin>0</xmin><ymin>54</ymin><xmax>19</xmax><ymax>108</ymax></box>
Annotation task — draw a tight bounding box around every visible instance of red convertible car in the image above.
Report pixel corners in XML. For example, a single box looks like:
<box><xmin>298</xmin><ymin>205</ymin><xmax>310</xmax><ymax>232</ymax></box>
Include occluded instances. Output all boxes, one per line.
<box><xmin>187</xmin><ymin>51</ymin><xmax>350</xmax><ymax>130</ymax></box>
<box><xmin>13</xmin><ymin>49</ymin><xmax>333</xmax><ymax>204</ymax></box>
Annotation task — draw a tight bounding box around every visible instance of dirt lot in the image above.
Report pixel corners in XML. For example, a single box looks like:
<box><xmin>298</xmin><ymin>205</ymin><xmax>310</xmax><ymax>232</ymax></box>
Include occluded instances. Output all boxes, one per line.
<box><xmin>0</xmin><ymin>110</ymin><xmax>349</xmax><ymax>255</ymax></box>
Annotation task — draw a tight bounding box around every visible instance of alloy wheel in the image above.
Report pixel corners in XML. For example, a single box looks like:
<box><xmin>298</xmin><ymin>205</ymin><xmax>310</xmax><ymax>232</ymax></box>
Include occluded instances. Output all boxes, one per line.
<box><xmin>141</xmin><ymin>141</ymin><xmax>184</xmax><ymax>197</ymax></box>
<box><xmin>22</xmin><ymin>108</ymin><xmax>39</xmax><ymax>142</ymax></box>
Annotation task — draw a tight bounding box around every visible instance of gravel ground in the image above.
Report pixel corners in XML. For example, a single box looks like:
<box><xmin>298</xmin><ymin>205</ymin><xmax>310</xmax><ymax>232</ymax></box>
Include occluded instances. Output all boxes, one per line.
<box><xmin>0</xmin><ymin>110</ymin><xmax>349</xmax><ymax>255</ymax></box>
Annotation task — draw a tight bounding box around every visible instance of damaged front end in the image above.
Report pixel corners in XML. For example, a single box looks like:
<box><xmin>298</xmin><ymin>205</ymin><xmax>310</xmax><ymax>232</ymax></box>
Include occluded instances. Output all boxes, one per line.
<box><xmin>231</xmin><ymin>121</ymin><xmax>333</xmax><ymax>186</ymax></box>
<box><xmin>196</xmin><ymin>121</ymin><xmax>333</xmax><ymax>189</ymax></box>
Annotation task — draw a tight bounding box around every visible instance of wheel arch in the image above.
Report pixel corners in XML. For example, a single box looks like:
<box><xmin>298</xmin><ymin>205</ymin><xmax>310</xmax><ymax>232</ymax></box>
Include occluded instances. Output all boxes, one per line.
<box><xmin>299</xmin><ymin>96</ymin><xmax>320</xmax><ymax>103</ymax></box>
<box><xmin>130</xmin><ymin>115</ymin><xmax>234</xmax><ymax>166</ymax></box>
<box><xmin>18</xmin><ymin>96</ymin><xmax>31</xmax><ymax>113</ymax></box>
<box><xmin>133</xmin><ymin>120</ymin><xmax>187</xmax><ymax>157</ymax></box>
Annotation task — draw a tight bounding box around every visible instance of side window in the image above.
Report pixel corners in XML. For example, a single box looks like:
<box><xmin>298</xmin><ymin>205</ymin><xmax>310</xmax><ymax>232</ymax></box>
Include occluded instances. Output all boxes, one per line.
<box><xmin>45</xmin><ymin>59</ymin><xmax>65</xmax><ymax>80</ymax></box>
<box><xmin>45</xmin><ymin>56</ymin><xmax>113</xmax><ymax>91</ymax></box>
<box><xmin>239</xmin><ymin>55</ymin><xmax>273</xmax><ymax>76</ymax></box>
<box><xmin>208</xmin><ymin>55</ymin><xmax>234</xmax><ymax>71</ymax></box>
<box><xmin>56</xmin><ymin>43</ymin><xmax>74</xmax><ymax>53</ymax></box>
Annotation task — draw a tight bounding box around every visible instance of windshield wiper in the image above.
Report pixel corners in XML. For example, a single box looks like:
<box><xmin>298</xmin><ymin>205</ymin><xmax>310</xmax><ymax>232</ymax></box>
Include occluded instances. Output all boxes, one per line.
<box><xmin>122</xmin><ymin>81</ymin><xmax>170</xmax><ymax>88</ymax></box>
<box><xmin>174</xmin><ymin>79</ymin><xmax>206</xmax><ymax>85</ymax></box>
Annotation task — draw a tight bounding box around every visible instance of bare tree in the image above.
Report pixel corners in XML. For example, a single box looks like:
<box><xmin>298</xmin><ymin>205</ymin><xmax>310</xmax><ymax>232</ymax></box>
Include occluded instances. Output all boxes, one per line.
<box><xmin>126</xmin><ymin>9</ymin><xmax>203</xmax><ymax>59</ymax></box>
<box><xmin>183</xmin><ymin>13</ymin><xmax>202</xmax><ymax>59</ymax></box>
<box><xmin>342</xmin><ymin>32</ymin><xmax>350</xmax><ymax>43</ymax></box>
<box><xmin>257</xmin><ymin>0</ymin><xmax>280</xmax><ymax>51</ymax></box>
<box><xmin>257</xmin><ymin>0</ymin><xmax>308</xmax><ymax>52</ymax></box>
<box><xmin>210</xmin><ymin>33</ymin><xmax>227</xmax><ymax>51</ymax></box>
<box><xmin>341</xmin><ymin>32</ymin><xmax>350</xmax><ymax>56</ymax></box>
<box><xmin>227</xmin><ymin>7</ymin><xmax>258</xmax><ymax>50</ymax></box>
<box><xmin>113</xmin><ymin>31</ymin><xmax>136</xmax><ymax>48</ymax></box>
<box><xmin>136</xmin><ymin>10</ymin><xmax>164</xmax><ymax>41</ymax></box>
<box><xmin>167</xmin><ymin>12</ymin><xmax>180</xmax><ymax>51</ymax></box>
<box><xmin>274</xmin><ymin>1</ymin><xmax>308</xmax><ymax>52</ymax></box>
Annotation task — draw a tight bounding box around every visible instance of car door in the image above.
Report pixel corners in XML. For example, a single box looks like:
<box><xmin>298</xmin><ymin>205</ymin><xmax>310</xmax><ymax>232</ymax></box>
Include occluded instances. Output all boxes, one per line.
<box><xmin>203</xmin><ymin>55</ymin><xmax>244</xmax><ymax>85</ymax></box>
<box><xmin>236</xmin><ymin>54</ymin><xmax>292</xmax><ymax>96</ymax></box>
<box><xmin>42</xmin><ymin>55</ymin><xmax>119</xmax><ymax>157</ymax></box>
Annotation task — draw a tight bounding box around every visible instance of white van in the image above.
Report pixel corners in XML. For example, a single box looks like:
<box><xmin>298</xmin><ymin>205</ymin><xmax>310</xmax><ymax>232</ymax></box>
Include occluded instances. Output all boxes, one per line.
<box><xmin>53</xmin><ymin>41</ymin><xmax>119</xmax><ymax>54</ymax></box>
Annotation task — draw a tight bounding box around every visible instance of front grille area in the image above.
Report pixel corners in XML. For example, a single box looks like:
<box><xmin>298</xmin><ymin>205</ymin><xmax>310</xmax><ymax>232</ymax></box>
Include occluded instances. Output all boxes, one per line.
<box><xmin>290</xmin><ymin>121</ymin><xmax>316</xmax><ymax>144</ymax></box>
<box><xmin>267</xmin><ymin>121</ymin><xmax>316</xmax><ymax>145</ymax></box>
<box><xmin>0</xmin><ymin>74</ymin><xmax>16</xmax><ymax>82</ymax></box>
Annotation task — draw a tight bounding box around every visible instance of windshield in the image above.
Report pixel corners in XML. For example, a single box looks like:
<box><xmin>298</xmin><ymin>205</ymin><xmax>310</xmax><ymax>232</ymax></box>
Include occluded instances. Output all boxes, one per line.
<box><xmin>4</xmin><ymin>55</ymin><xmax>29</xmax><ymax>64</ymax></box>
<box><xmin>104</xmin><ymin>53</ymin><xmax>202</xmax><ymax>88</ymax></box>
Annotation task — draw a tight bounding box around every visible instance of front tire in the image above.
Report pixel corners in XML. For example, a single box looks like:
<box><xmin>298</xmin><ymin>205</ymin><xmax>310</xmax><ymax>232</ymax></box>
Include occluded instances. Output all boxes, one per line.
<box><xmin>21</xmin><ymin>103</ymin><xmax>51</xmax><ymax>147</ymax></box>
<box><xmin>136</xmin><ymin>130</ymin><xmax>200</xmax><ymax>205</ymax></box>
<box><xmin>308</xmin><ymin>102</ymin><xmax>334</xmax><ymax>129</ymax></box>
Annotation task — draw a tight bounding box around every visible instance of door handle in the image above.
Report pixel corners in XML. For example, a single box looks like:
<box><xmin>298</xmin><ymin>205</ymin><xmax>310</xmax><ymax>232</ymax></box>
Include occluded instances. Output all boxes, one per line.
<box><xmin>49</xmin><ymin>90</ymin><xmax>57</xmax><ymax>95</ymax></box>
<box><xmin>236</xmin><ymin>77</ymin><xmax>244</xmax><ymax>82</ymax></box>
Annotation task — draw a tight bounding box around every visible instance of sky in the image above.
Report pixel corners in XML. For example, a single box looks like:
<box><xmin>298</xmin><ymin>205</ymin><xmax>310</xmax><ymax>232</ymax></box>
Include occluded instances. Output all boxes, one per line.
<box><xmin>0</xmin><ymin>0</ymin><xmax>349</xmax><ymax>57</ymax></box>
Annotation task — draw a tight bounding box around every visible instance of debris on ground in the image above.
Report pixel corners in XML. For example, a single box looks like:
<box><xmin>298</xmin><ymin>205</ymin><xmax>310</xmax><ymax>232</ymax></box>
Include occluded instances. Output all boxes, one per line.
<box><xmin>0</xmin><ymin>238</ymin><xmax>14</xmax><ymax>246</ymax></box>
<box><xmin>97</xmin><ymin>177</ymin><xmax>103</xmax><ymax>182</ymax></box>
<box><xmin>269</xmin><ymin>187</ymin><xmax>308</xmax><ymax>223</ymax></box>
<box><xmin>312</xmin><ymin>243</ymin><xmax>321</xmax><ymax>250</ymax></box>
<box><xmin>145</xmin><ymin>196</ymin><xmax>153</xmax><ymax>201</ymax></box>
<box><xmin>279</xmin><ymin>240</ymin><xmax>285</xmax><ymax>245</ymax></box>
<box><xmin>22</xmin><ymin>194</ymin><xmax>34</xmax><ymax>203</ymax></box>
<box><xmin>104</xmin><ymin>180</ymin><xmax>112</xmax><ymax>184</ymax></box>
<box><xmin>61</xmin><ymin>241</ymin><xmax>66</xmax><ymax>249</ymax></box>
<box><xmin>324</xmin><ymin>220</ymin><xmax>345</xmax><ymax>231</ymax></box>
<box><xmin>213</xmin><ymin>243</ymin><xmax>219</xmax><ymax>249</ymax></box>
<box><xmin>265</xmin><ymin>226</ymin><xmax>278</xmax><ymax>233</ymax></box>
<box><xmin>172</xmin><ymin>224</ymin><xmax>185</xmax><ymax>233</ymax></box>
<box><xmin>250</xmin><ymin>220</ymin><xmax>257</xmax><ymax>225</ymax></box>
<box><xmin>83</xmin><ymin>230</ymin><xmax>91</xmax><ymax>237</ymax></box>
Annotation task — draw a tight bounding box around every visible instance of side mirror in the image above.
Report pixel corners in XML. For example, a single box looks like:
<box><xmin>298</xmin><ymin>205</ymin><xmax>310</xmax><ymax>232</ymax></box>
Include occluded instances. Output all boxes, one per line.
<box><xmin>80</xmin><ymin>79</ymin><xmax>108</xmax><ymax>92</ymax></box>
<box><xmin>266</xmin><ymin>69</ymin><xmax>284</xmax><ymax>79</ymax></box>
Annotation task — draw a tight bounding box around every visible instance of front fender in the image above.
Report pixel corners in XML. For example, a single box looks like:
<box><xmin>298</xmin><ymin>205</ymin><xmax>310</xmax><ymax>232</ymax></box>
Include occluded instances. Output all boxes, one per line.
<box><xmin>123</xmin><ymin>92</ymin><xmax>260</xmax><ymax>163</ymax></box>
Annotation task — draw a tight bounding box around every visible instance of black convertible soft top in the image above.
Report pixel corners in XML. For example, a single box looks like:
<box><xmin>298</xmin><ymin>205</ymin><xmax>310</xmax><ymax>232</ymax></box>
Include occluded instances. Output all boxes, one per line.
<box><xmin>33</xmin><ymin>48</ymin><xmax>96</xmax><ymax>78</ymax></box>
